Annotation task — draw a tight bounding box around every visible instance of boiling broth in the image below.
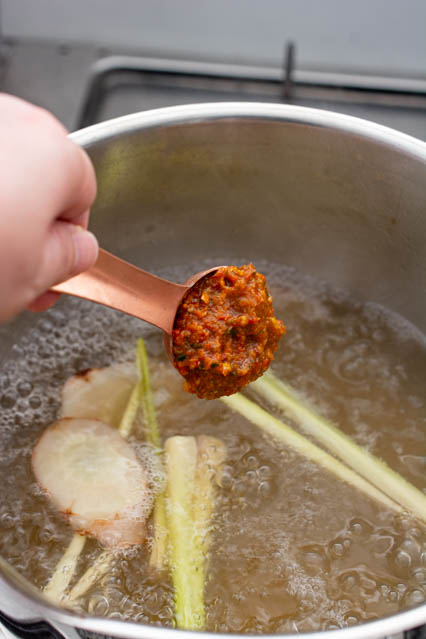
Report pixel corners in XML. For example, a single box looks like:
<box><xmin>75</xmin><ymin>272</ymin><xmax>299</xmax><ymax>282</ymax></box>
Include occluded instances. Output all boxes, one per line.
<box><xmin>0</xmin><ymin>261</ymin><xmax>425</xmax><ymax>632</ymax></box>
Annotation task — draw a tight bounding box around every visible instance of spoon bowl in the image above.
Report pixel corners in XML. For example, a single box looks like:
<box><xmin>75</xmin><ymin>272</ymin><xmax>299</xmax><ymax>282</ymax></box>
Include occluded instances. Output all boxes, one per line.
<box><xmin>52</xmin><ymin>248</ymin><xmax>220</xmax><ymax>363</ymax></box>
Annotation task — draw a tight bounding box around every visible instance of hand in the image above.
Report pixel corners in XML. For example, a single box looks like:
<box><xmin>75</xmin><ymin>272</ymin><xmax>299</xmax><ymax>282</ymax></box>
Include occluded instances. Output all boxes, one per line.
<box><xmin>0</xmin><ymin>94</ymin><xmax>98</xmax><ymax>322</ymax></box>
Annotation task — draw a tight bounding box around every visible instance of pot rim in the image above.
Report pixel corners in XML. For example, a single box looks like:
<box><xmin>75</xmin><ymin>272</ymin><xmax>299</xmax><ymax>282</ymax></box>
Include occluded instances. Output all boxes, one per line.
<box><xmin>70</xmin><ymin>101</ymin><xmax>426</xmax><ymax>164</ymax></box>
<box><xmin>1</xmin><ymin>102</ymin><xmax>425</xmax><ymax>639</ymax></box>
<box><xmin>1</xmin><ymin>559</ymin><xmax>426</xmax><ymax>639</ymax></box>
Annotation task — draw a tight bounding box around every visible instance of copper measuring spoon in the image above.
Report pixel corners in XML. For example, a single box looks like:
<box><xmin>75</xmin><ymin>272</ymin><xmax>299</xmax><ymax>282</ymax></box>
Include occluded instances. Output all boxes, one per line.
<box><xmin>52</xmin><ymin>248</ymin><xmax>220</xmax><ymax>360</ymax></box>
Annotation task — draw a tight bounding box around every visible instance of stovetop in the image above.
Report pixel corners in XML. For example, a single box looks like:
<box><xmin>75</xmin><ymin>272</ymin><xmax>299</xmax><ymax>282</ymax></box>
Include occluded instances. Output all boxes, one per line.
<box><xmin>0</xmin><ymin>39</ymin><xmax>425</xmax><ymax>138</ymax></box>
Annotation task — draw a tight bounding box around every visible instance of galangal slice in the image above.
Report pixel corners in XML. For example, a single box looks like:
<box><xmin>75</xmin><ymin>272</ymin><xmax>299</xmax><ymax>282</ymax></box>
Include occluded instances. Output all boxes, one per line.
<box><xmin>32</xmin><ymin>418</ymin><xmax>152</xmax><ymax>548</ymax></box>
<box><xmin>60</xmin><ymin>363</ymin><xmax>138</xmax><ymax>428</ymax></box>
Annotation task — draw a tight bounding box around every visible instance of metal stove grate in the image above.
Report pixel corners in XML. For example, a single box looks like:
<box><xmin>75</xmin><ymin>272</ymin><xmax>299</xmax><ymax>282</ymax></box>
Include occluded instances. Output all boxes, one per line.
<box><xmin>75</xmin><ymin>44</ymin><xmax>426</xmax><ymax>136</ymax></box>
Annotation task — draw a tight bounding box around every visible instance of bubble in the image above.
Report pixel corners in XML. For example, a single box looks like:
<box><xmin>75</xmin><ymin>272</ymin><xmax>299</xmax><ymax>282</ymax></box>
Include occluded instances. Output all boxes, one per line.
<box><xmin>232</xmin><ymin>480</ymin><xmax>246</xmax><ymax>496</ymax></box>
<box><xmin>385</xmin><ymin>589</ymin><xmax>399</xmax><ymax>604</ymax></box>
<box><xmin>323</xmin><ymin>621</ymin><xmax>341</xmax><ymax>630</ymax></box>
<box><xmin>134</xmin><ymin>612</ymin><xmax>150</xmax><ymax>623</ymax></box>
<box><xmin>0</xmin><ymin>374</ymin><xmax>10</xmax><ymax>389</ymax></box>
<box><xmin>258</xmin><ymin>481</ymin><xmax>271</xmax><ymax>497</ymax></box>
<box><xmin>393</xmin><ymin>550</ymin><xmax>412</xmax><ymax>576</ymax></box>
<box><xmin>413</xmin><ymin>568</ymin><xmax>426</xmax><ymax>585</ymax></box>
<box><xmin>38</xmin><ymin>345</ymin><xmax>53</xmax><ymax>359</ymax></box>
<box><xmin>245</xmin><ymin>470</ymin><xmax>257</xmax><ymax>485</ymax></box>
<box><xmin>349</xmin><ymin>518</ymin><xmax>373</xmax><ymax>538</ymax></box>
<box><xmin>29</xmin><ymin>395</ymin><xmax>41</xmax><ymax>409</ymax></box>
<box><xmin>301</xmin><ymin>545</ymin><xmax>329</xmax><ymax>576</ymax></box>
<box><xmin>88</xmin><ymin>593</ymin><xmax>109</xmax><ymax>615</ymax></box>
<box><xmin>373</xmin><ymin>535</ymin><xmax>394</xmax><ymax>555</ymax></box>
<box><xmin>398</xmin><ymin>538</ymin><xmax>420</xmax><ymax>564</ymax></box>
<box><xmin>397</xmin><ymin>516</ymin><xmax>416</xmax><ymax>532</ymax></box>
<box><xmin>331</xmin><ymin>543</ymin><xmax>344</xmax><ymax>558</ymax></box>
<box><xmin>108</xmin><ymin>611</ymin><xmax>124</xmax><ymax>620</ymax></box>
<box><xmin>344</xmin><ymin>612</ymin><xmax>360</xmax><ymax>626</ymax></box>
<box><xmin>243</xmin><ymin>454</ymin><xmax>259</xmax><ymax>469</ymax></box>
<box><xmin>1</xmin><ymin>392</ymin><xmax>16</xmax><ymax>409</ymax></box>
<box><xmin>408</xmin><ymin>526</ymin><xmax>423</xmax><ymax>539</ymax></box>
<box><xmin>329</xmin><ymin>536</ymin><xmax>351</xmax><ymax>559</ymax></box>
<box><xmin>105</xmin><ymin>587</ymin><xmax>125</xmax><ymax>606</ymax></box>
<box><xmin>360</xmin><ymin>575</ymin><xmax>376</xmax><ymax>593</ymax></box>
<box><xmin>339</xmin><ymin>571</ymin><xmax>359</xmax><ymax>593</ymax></box>
<box><xmin>17</xmin><ymin>381</ymin><xmax>33</xmax><ymax>397</ymax></box>
<box><xmin>257</xmin><ymin>465</ymin><xmax>272</xmax><ymax>479</ymax></box>
<box><xmin>144</xmin><ymin>590</ymin><xmax>164</xmax><ymax>616</ymax></box>
<box><xmin>38</xmin><ymin>528</ymin><xmax>57</xmax><ymax>544</ymax></box>
<box><xmin>0</xmin><ymin>513</ymin><xmax>14</xmax><ymax>529</ymax></box>
<box><xmin>405</xmin><ymin>589</ymin><xmax>425</xmax><ymax>606</ymax></box>
<box><xmin>220</xmin><ymin>469</ymin><xmax>234</xmax><ymax>490</ymax></box>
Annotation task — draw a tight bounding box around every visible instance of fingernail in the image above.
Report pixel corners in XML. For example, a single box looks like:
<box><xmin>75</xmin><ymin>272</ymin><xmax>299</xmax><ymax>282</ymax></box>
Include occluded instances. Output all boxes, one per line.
<box><xmin>72</xmin><ymin>225</ymin><xmax>99</xmax><ymax>274</ymax></box>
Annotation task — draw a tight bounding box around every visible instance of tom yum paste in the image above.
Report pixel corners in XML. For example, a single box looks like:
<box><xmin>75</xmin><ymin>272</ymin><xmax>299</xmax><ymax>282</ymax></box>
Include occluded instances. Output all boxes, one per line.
<box><xmin>172</xmin><ymin>264</ymin><xmax>286</xmax><ymax>399</ymax></box>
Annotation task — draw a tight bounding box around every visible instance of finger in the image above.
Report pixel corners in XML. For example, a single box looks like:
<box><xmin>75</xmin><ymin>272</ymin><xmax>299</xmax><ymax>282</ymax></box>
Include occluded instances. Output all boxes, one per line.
<box><xmin>27</xmin><ymin>222</ymin><xmax>97</xmax><ymax>313</ymax></box>
<box><xmin>0</xmin><ymin>94</ymin><xmax>67</xmax><ymax>134</ymax></box>
<box><xmin>27</xmin><ymin>221</ymin><xmax>98</xmax><ymax>312</ymax></box>
<box><xmin>27</xmin><ymin>291</ymin><xmax>61</xmax><ymax>313</ymax></box>
<box><xmin>55</xmin><ymin>142</ymin><xmax>97</xmax><ymax>224</ymax></box>
<box><xmin>32</xmin><ymin>221</ymin><xmax>98</xmax><ymax>297</ymax></box>
<box><xmin>69</xmin><ymin>208</ymin><xmax>90</xmax><ymax>230</ymax></box>
<box><xmin>0</xmin><ymin>101</ymin><xmax>97</xmax><ymax>229</ymax></box>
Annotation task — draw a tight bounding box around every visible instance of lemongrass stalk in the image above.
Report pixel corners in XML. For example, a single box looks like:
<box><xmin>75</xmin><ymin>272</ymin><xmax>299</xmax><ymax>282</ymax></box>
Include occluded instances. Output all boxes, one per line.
<box><xmin>137</xmin><ymin>338</ymin><xmax>169</xmax><ymax>571</ymax></box>
<box><xmin>45</xmin><ymin>378</ymin><xmax>140</xmax><ymax>604</ymax></box>
<box><xmin>67</xmin><ymin>550</ymin><xmax>114</xmax><ymax>603</ymax></box>
<box><xmin>221</xmin><ymin>393</ymin><xmax>403</xmax><ymax>514</ymax></box>
<box><xmin>165</xmin><ymin>436</ymin><xmax>205</xmax><ymax>630</ymax></box>
<box><xmin>137</xmin><ymin>338</ymin><xmax>161</xmax><ymax>448</ymax></box>
<box><xmin>149</xmin><ymin>491</ymin><xmax>168</xmax><ymax>572</ymax></box>
<box><xmin>43</xmin><ymin>533</ymin><xmax>86</xmax><ymax>603</ymax></box>
<box><xmin>193</xmin><ymin>436</ymin><xmax>227</xmax><ymax>558</ymax></box>
<box><xmin>118</xmin><ymin>384</ymin><xmax>140</xmax><ymax>439</ymax></box>
<box><xmin>252</xmin><ymin>372</ymin><xmax>426</xmax><ymax>524</ymax></box>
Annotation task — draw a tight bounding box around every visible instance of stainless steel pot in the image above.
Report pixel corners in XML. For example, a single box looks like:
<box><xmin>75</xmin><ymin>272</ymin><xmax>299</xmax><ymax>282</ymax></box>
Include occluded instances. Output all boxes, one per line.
<box><xmin>1</xmin><ymin>103</ymin><xmax>425</xmax><ymax>639</ymax></box>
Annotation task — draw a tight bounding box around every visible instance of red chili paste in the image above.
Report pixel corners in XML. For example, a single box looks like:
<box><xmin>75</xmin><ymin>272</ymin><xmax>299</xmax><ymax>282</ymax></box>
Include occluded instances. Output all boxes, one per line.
<box><xmin>172</xmin><ymin>264</ymin><xmax>286</xmax><ymax>399</ymax></box>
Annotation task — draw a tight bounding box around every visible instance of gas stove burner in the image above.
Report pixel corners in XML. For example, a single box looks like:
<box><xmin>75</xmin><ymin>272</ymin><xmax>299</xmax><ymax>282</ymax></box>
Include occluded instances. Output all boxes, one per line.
<box><xmin>75</xmin><ymin>46</ymin><xmax>426</xmax><ymax>130</ymax></box>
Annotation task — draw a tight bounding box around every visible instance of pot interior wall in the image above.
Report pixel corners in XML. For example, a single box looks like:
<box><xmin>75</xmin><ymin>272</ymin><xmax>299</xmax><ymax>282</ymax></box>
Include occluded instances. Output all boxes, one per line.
<box><xmin>86</xmin><ymin>117</ymin><xmax>426</xmax><ymax>332</ymax></box>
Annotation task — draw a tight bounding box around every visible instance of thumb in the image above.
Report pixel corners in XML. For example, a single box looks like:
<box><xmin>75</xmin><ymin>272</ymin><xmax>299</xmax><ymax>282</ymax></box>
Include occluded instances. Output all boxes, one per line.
<box><xmin>36</xmin><ymin>220</ymin><xmax>99</xmax><ymax>293</ymax></box>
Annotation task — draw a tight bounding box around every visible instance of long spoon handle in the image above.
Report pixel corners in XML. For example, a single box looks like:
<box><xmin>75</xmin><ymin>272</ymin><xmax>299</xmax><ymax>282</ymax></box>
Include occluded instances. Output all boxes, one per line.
<box><xmin>52</xmin><ymin>249</ymin><xmax>188</xmax><ymax>334</ymax></box>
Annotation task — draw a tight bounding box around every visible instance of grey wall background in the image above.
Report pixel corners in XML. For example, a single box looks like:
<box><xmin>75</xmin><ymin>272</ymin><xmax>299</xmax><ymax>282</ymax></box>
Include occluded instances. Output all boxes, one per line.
<box><xmin>2</xmin><ymin>0</ymin><xmax>426</xmax><ymax>75</ymax></box>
